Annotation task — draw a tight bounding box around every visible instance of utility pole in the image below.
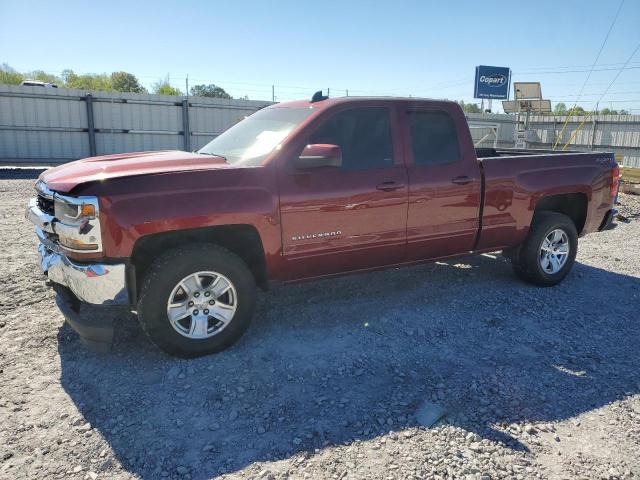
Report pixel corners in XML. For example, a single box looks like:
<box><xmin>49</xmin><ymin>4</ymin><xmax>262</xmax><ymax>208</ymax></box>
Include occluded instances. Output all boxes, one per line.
<box><xmin>272</xmin><ymin>85</ymin><xmax>275</xmax><ymax>102</ymax></box>
<box><xmin>346</xmin><ymin>89</ymin><xmax>349</xmax><ymax>96</ymax></box>
<box><xmin>185</xmin><ymin>74</ymin><xmax>189</xmax><ymax>98</ymax></box>
<box><xmin>327</xmin><ymin>87</ymin><xmax>330</xmax><ymax>97</ymax></box>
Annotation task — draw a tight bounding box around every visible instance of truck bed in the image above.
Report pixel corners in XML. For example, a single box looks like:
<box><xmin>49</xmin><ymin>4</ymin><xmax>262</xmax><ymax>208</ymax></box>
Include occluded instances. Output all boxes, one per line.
<box><xmin>475</xmin><ymin>147</ymin><xmax>590</xmax><ymax>158</ymax></box>
<box><xmin>474</xmin><ymin>149</ymin><xmax>616</xmax><ymax>251</ymax></box>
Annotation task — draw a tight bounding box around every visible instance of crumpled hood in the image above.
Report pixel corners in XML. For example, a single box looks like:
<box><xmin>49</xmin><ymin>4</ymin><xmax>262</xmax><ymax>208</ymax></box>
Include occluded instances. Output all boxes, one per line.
<box><xmin>41</xmin><ymin>150</ymin><xmax>230</xmax><ymax>192</ymax></box>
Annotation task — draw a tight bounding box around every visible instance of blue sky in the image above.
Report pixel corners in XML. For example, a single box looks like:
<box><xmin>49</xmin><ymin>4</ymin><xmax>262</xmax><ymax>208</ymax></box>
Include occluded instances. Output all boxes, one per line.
<box><xmin>2</xmin><ymin>0</ymin><xmax>639</xmax><ymax>112</ymax></box>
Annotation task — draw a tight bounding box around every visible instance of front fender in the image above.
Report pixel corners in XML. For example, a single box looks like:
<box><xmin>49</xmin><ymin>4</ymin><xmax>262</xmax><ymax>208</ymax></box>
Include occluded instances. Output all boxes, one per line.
<box><xmin>76</xmin><ymin>168</ymin><xmax>283</xmax><ymax>268</ymax></box>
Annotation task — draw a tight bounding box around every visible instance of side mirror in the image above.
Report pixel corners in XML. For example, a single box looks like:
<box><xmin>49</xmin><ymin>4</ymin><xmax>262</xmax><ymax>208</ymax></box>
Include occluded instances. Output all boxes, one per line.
<box><xmin>295</xmin><ymin>144</ymin><xmax>342</xmax><ymax>169</ymax></box>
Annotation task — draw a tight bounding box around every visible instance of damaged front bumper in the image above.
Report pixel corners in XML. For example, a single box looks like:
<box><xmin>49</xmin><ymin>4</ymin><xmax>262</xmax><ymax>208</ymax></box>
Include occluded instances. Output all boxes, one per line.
<box><xmin>27</xmin><ymin>197</ymin><xmax>129</xmax><ymax>350</ymax></box>
<box><xmin>37</xmin><ymin>231</ymin><xmax>128</xmax><ymax>305</ymax></box>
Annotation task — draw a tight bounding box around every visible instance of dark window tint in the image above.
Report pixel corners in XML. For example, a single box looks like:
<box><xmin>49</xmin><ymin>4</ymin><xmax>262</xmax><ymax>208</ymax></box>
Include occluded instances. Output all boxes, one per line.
<box><xmin>309</xmin><ymin>107</ymin><xmax>393</xmax><ymax>170</ymax></box>
<box><xmin>408</xmin><ymin>110</ymin><xmax>460</xmax><ymax>165</ymax></box>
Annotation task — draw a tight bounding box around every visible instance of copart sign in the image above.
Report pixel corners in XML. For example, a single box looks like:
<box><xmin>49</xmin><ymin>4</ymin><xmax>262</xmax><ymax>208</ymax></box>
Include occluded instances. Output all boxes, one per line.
<box><xmin>474</xmin><ymin>65</ymin><xmax>511</xmax><ymax>99</ymax></box>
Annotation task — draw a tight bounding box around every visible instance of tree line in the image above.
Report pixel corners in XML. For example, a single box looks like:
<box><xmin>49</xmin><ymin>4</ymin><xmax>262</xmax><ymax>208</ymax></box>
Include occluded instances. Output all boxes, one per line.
<box><xmin>0</xmin><ymin>64</ymin><xmax>233</xmax><ymax>99</ymax></box>
<box><xmin>552</xmin><ymin>102</ymin><xmax>629</xmax><ymax>116</ymax></box>
<box><xmin>457</xmin><ymin>100</ymin><xmax>630</xmax><ymax>116</ymax></box>
<box><xmin>1</xmin><ymin>65</ymin><xmax>634</xmax><ymax>111</ymax></box>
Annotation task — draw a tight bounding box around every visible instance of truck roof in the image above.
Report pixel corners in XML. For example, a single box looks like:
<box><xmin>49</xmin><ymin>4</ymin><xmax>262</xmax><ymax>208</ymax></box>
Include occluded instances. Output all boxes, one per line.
<box><xmin>270</xmin><ymin>96</ymin><xmax>460</xmax><ymax>110</ymax></box>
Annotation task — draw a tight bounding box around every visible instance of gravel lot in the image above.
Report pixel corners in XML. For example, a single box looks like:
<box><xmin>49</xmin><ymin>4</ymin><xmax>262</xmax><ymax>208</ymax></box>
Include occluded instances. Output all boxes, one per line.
<box><xmin>1</xmin><ymin>178</ymin><xmax>639</xmax><ymax>480</ymax></box>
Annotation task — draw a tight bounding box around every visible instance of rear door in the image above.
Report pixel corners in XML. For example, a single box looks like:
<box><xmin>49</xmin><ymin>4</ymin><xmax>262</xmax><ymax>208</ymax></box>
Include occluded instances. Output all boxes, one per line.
<box><xmin>403</xmin><ymin>105</ymin><xmax>482</xmax><ymax>261</ymax></box>
<box><xmin>278</xmin><ymin>103</ymin><xmax>408</xmax><ymax>280</ymax></box>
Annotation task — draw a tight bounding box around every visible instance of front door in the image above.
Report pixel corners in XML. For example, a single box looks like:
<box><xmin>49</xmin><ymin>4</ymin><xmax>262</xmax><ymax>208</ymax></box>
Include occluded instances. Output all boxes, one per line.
<box><xmin>278</xmin><ymin>105</ymin><xmax>408</xmax><ymax>280</ymax></box>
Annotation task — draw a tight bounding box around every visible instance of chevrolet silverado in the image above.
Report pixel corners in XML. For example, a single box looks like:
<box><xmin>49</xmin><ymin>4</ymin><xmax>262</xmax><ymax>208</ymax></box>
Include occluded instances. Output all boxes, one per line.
<box><xmin>26</xmin><ymin>95</ymin><xmax>619</xmax><ymax>357</ymax></box>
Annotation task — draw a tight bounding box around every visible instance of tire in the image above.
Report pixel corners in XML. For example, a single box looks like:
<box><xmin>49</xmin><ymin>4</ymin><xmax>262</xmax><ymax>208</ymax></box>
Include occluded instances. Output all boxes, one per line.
<box><xmin>137</xmin><ymin>243</ymin><xmax>256</xmax><ymax>357</ymax></box>
<box><xmin>511</xmin><ymin>211</ymin><xmax>578</xmax><ymax>287</ymax></box>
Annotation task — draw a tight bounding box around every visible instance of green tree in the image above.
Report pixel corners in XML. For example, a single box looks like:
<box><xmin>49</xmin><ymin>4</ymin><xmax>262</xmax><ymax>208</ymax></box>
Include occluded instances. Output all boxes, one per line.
<box><xmin>60</xmin><ymin>69</ymin><xmax>75</xmax><ymax>85</ymax></box>
<box><xmin>62</xmin><ymin>69</ymin><xmax>113</xmax><ymax>91</ymax></box>
<box><xmin>152</xmin><ymin>75</ymin><xmax>182</xmax><ymax>96</ymax></box>
<box><xmin>111</xmin><ymin>71</ymin><xmax>146</xmax><ymax>93</ymax></box>
<box><xmin>458</xmin><ymin>101</ymin><xmax>481</xmax><ymax>113</ymax></box>
<box><xmin>24</xmin><ymin>70</ymin><xmax>62</xmax><ymax>85</ymax></box>
<box><xmin>189</xmin><ymin>83</ymin><xmax>232</xmax><ymax>99</ymax></box>
<box><xmin>553</xmin><ymin>103</ymin><xmax>568</xmax><ymax>115</ymax></box>
<box><xmin>0</xmin><ymin>64</ymin><xmax>24</xmax><ymax>85</ymax></box>
<box><xmin>600</xmin><ymin>108</ymin><xmax>629</xmax><ymax>115</ymax></box>
<box><xmin>554</xmin><ymin>104</ymin><xmax>592</xmax><ymax>116</ymax></box>
<box><xmin>2</xmin><ymin>65</ymin><xmax>151</xmax><ymax>93</ymax></box>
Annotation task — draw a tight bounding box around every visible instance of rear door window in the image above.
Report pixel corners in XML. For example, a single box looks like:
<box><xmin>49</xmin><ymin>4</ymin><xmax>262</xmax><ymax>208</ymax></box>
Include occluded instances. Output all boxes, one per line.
<box><xmin>408</xmin><ymin>110</ymin><xmax>461</xmax><ymax>165</ymax></box>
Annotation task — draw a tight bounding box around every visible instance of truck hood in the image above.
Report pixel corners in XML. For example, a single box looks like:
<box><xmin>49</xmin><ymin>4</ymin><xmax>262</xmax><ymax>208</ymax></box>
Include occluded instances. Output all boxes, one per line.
<box><xmin>40</xmin><ymin>150</ymin><xmax>230</xmax><ymax>192</ymax></box>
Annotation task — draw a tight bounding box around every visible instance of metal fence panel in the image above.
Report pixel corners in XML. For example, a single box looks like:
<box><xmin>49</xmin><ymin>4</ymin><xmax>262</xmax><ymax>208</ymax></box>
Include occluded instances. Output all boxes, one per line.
<box><xmin>1</xmin><ymin>84</ymin><xmax>639</xmax><ymax>168</ymax></box>
<box><xmin>95</xmin><ymin>133</ymin><xmax>183</xmax><ymax>155</ymax></box>
<box><xmin>465</xmin><ymin>113</ymin><xmax>640</xmax><ymax>168</ymax></box>
<box><xmin>0</xmin><ymin>85</ymin><xmax>271</xmax><ymax>164</ymax></box>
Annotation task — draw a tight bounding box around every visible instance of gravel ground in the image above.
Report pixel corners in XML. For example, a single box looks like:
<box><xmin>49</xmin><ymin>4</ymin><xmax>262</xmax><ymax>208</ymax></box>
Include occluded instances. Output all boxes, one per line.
<box><xmin>1</xmin><ymin>179</ymin><xmax>639</xmax><ymax>480</ymax></box>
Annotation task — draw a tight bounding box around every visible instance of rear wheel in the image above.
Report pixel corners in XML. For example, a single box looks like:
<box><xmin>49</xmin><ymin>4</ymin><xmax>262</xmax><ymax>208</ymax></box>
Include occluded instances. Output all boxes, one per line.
<box><xmin>511</xmin><ymin>211</ymin><xmax>578</xmax><ymax>287</ymax></box>
<box><xmin>138</xmin><ymin>244</ymin><xmax>256</xmax><ymax>357</ymax></box>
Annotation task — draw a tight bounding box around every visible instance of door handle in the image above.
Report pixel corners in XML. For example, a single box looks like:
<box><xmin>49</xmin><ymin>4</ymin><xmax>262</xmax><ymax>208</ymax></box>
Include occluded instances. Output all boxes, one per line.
<box><xmin>451</xmin><ymin>176</ymin><xmax>473</xmax><ymax>185</ymax></box>
<box><xmin>376</xmin><ymin>181</ymin><xmax>405</xmax><ymax>192</ymax></box>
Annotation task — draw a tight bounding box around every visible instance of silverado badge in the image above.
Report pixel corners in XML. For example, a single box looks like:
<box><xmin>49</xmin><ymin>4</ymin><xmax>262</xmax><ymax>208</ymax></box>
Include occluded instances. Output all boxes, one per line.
<box><xmin>291</xmin><ymin>230</ymin><xmax>342</xmax><ymax>241</ymax></box>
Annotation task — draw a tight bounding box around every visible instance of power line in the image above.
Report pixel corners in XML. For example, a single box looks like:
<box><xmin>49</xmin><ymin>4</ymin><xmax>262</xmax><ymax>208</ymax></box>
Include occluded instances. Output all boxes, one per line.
<box><xmin>512</xmin><ymin>61</ymin><xmax>640</xmax><ymax>72</ymax></box>
<box><xmin>525</xmin><ymin>80</ymin><xmax>640</xmax><ymax>88</ymax></box>
<box><xmin>594</xmin><ymin>40</ymin><xmax>640</xmax><ymax>108</ymax></box>
<box><xmin>6</xmin><ymin>63</ymin><xmax>640</xmax><ymax>109</ymax></box>
<box><xmin>549</xmin><ymin>98</ymin><xmax>640</xmax><ymax>104</ymax></box>
<box><xmin>553</xmin><ymin>0</ymin><xmax>625</xmax><ymax>149</ymax></box>
<box><xmin>552</xmin><ymin>91</ymin><xmax>640</xmax><ymax>97</ymax></box>
<box><xmin>576</xmin><ymin>0</ymin><xmax>625</xmax><ymax>101</ymax></box>
<box><xmin>558</xmin><ymin>39</ymin><xmax>640</xmax><ymax>150</ymax></box>
<box><xmin>513</xmin><ymin>65</ymin><xmax>640</xmax><ymax>75</ymax></box>
<box><xmin>519</xmin><ymin>0</ymin><xmax>625</xmax><ymax>84</ymax></box>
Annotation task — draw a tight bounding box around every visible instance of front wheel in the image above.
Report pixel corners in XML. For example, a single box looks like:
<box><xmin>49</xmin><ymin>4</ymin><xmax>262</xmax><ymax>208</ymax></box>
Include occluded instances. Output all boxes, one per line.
<box><xmin>138</xmin><ymin>244</ymin><xmax>256</xmax><ymax>357</ymax></box>
<box><xmin>511</xmin><ymin>211</ymin><xmax>578</xmax><ymax>287</ymax></box>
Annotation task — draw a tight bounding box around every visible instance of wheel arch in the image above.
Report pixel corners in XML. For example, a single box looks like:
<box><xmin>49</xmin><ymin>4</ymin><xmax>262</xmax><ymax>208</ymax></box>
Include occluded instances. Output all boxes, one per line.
<box><xmin>533</xmin><ymin>192</ymin><xmax>588</xmax><ymax>234</ymax></box>
<box><xmin>129</xmin><ymin>224</ymin><xmax>268</xmax><ymax>304</ymax></box>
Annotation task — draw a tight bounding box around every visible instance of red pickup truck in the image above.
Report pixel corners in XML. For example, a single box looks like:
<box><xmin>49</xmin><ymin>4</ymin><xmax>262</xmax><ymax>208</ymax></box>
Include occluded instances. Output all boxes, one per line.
<box><xmin>26</xmin><ymin>95</ymin><xmax>619</xmax><ymax>357</ymax></box>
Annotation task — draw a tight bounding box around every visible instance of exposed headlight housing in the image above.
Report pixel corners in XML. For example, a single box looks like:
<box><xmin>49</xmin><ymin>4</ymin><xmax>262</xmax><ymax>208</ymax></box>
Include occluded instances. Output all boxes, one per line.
<box><xmin>53</xmin><ymin>193</ymin><xmax>102</xmax><ymax>252</ymax></box>
<box><xmin>54</xmin><ymin>196</ymin><xmax>97</xmax><ymax>224</ymax></box>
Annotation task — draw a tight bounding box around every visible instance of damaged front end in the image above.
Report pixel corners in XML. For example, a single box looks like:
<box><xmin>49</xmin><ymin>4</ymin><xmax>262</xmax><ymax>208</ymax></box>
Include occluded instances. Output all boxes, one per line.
<box><xmin>25</xmin><ymin>181</ymin><xmax>128</xmax><ymax>351</ymax></box>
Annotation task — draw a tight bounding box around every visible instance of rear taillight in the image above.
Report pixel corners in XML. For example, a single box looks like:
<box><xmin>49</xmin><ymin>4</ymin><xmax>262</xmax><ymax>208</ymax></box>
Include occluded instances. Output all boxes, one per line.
<box><xmin>611</xmin><ymin>164</ymin><xmax>620</xmax><ymax>204</ymax></box>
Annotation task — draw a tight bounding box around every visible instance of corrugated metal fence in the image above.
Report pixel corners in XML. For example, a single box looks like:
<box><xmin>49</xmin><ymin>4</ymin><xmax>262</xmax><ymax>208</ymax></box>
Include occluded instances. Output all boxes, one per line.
<box><xmin>1</xmin><ymin>85</ymin><xmax>639</xmax><ymax>168</ymax></box>
<box><xmin>466</xmin><ymin>112</ymin><xmax>640</xmax><ymax>168</ymax></box>
<box><xmin>522</xmin><ymin>114</ymin><xmax>640</xmax><ymax>168</ymax></box>
<box><xmin>0</xmin><ymin>85</ymin><xmax>271</xmax><ymax>164</ymax></box>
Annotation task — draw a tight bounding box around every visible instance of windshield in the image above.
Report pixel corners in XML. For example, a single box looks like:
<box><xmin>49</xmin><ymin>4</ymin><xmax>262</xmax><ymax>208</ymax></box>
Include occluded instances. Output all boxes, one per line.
<box><xmin>198</xmin><ymin>107</ymin><xmax>315</xmax><ymax>166</ymax></box>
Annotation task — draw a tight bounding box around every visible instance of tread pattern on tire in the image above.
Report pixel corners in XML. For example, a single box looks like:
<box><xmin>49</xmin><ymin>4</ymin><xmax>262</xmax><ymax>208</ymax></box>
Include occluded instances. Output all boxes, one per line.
<box><xmin>137</xmin><ymin>243</ymin><xmax>256</xmax><ymax>358</ymax></box>
<box><xmin>511</xmin><ymin>211</ymin><xmax>578</xmax><ymax>287</ymax></box>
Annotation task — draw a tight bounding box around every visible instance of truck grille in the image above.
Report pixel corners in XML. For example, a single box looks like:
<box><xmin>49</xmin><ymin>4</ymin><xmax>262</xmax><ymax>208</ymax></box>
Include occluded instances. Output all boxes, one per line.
<box><xmin>37</xmin><ymin>194</ymin><xmax>55</xmax><ymax>216</ymax></box>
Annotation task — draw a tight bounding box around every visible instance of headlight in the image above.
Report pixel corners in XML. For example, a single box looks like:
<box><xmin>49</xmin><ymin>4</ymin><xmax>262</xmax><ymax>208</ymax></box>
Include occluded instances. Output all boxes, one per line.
<box><xmin>54</xmin><ymin>197</ymin><xmax>97</xmax><ymax>224</ymax></box>
<box><xmin>53</xmin><ymin>194</ymin><xmax>102</xmax><ymax>252</ymax></box>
